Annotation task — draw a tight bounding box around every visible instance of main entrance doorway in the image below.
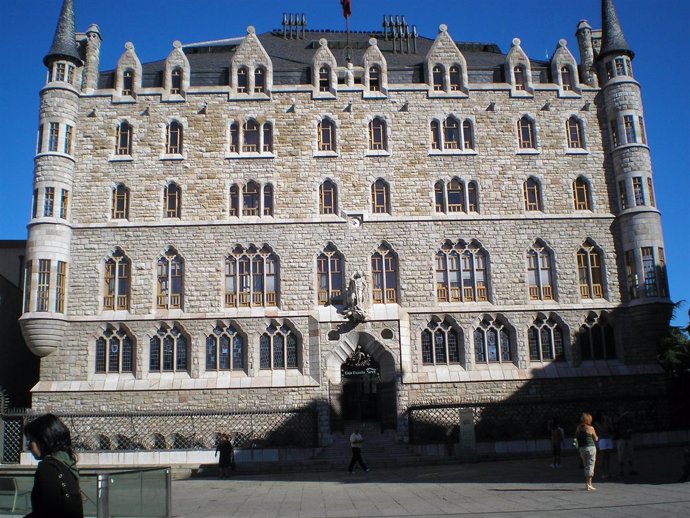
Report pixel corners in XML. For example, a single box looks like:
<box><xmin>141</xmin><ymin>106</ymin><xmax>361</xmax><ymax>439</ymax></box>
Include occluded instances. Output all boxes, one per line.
<box><xmin>342</xmin><ymin>377</ymin><xmax>378</xmax><ymax>421</ymax></box>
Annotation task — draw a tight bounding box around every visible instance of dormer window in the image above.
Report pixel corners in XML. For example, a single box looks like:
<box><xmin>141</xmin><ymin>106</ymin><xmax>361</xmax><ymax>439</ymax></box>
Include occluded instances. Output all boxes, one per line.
<box><xmin>514</xmin><ymin>66</ymin><xmax>526</xmax><ymax>90</ymax></box>
<box><xmin>369</xmin><ymin>66</ymin><xmax>381</xmax><ymax>91</ymax></box>
<box><xmin>561</xmin><ymin>66</ymin><xmax>573</xmax><ymax>91</ymax></box>
<box><xmin>449</xmin><ymin>66</ymin><xmax>461</xmax><ymax>91</ymax></box>
<box><xmin>319</xmin><ymin>67</ymin><xmax>331</xmax><ymax>92</ymax></box>
<box><xmin>432</xmin><ymin>66</ymin><xmax>444</xmax><ymax>91</ymax></box>
<box><xmin>122</xmin><ymin>69</ymin><xmax>134</xmax><ymax>96</ymax></box>
<box><xmin>170</xmin><ymin>68</ymin><xmax>182</xmax><ymax>94</ymax></box>
<box><xmin>237</xmin><ymin>67</ymin><xmax>248</xmax><ymax>93</ymax></box>
<box><xmin>254</xmin><ymin>67</ymin><xmax>265</xmax><ymax>93</ymax></box>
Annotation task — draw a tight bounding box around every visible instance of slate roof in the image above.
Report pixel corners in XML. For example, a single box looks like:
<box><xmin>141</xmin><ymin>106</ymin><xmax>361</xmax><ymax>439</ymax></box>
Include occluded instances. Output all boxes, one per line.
<box><xmin>600</xmin><ymin>0</ymin><xmax>633</xmax><ymax>59</ymax></box>
<box><xmin>44</xmin><ymin>0</ymin><xmax>82</xmax><ymax>66</ymax></box>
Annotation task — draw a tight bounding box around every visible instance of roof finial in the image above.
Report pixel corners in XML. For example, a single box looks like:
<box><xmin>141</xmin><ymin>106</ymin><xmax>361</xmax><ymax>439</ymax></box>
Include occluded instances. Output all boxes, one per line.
<box><xmin>600</xmin><ymin>0</ymin><xmax>633</xmax><ymax>59</ymax></box>
<box><xmin>44</xmin><ymin>0</ymin><xmax>82</xmax><ymax>66</ymax></box>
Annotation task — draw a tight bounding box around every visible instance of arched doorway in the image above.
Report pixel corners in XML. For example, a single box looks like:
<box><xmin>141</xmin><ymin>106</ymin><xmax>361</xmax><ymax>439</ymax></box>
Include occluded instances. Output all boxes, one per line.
<box><xmin>341</xmin><ymin>346</ymin><xmax>380</xmax><ymax>421</ymax></box>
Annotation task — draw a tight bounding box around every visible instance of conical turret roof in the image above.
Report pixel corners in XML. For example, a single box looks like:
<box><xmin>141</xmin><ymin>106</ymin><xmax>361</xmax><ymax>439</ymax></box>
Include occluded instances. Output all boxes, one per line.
<box><xmin>44</xmin><ymin>0</ymin><xmax>82</xmax><ymax>66</ymax></box>
<box><xmin>599</xmin><ymin>0</ymin><xmax>634</xmax><ymax>59</ymax></box>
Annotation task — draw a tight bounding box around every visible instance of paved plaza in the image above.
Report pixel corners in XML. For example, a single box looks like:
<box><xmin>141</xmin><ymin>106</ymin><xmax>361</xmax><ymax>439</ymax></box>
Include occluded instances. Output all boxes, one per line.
<box><xmin>172</xmin><ymin>446</ymin><xmax>690</xmax><ymax>517</ymax></box>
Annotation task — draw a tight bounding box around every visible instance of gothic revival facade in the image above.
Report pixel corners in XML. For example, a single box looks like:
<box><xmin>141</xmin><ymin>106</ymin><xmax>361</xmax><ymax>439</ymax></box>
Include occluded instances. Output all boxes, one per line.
<box><xmin>20</xmin><ymin>0</ymin><xmax>672</xmax><ymax>451</ymax></box>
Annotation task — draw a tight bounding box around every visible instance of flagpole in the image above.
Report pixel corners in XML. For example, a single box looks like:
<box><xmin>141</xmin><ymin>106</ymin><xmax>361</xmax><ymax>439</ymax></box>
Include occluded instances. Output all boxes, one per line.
<box><xmin>346</xmin><ymin>15</ymin><xmax>351</xmax><ymax>62</ymax></box>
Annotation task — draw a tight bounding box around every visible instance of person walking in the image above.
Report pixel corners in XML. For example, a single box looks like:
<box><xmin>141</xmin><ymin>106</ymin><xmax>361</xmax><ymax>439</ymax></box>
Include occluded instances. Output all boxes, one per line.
<box><xmin>23</xmin><ymin>413</ymin><xmax>84</xmax><ymax>518</ymax></box>
<box><xmin>215</xmin><ymin>433</ymin><xmax>235</xmax><ymax>478</ymax></box>
<box><xmin>348</xmin><ymin>428</ymin><xmax>369</xmax><ymax>474</ymax></box>
<box><xmin>575</xmin><ymin>412</ymin><xmax>599</xmax><ymax>491</ymax></box>
<box><xmin>594</xmin><ymin>410</ymin><xmax>614</xmax><ymax>479</ymax></box>
<box><xmin>549</xmin><ymin>419</ymin><xmax>565</xmax><ymax>468</ymax></box>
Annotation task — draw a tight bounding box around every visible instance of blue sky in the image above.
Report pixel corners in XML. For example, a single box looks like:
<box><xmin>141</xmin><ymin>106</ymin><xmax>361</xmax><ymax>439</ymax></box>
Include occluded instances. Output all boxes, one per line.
<box><xmin>0</xmin><ymin>1</ymin><xmax>688</xmax><ymax>325</ymax></box>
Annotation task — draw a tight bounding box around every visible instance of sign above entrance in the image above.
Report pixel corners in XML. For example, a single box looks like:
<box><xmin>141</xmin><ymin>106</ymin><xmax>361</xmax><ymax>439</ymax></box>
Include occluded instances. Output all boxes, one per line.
<box><xmin>341</xmin><ymin>345</ymin><xmax>380</xmax><ymax>378</ymax></box>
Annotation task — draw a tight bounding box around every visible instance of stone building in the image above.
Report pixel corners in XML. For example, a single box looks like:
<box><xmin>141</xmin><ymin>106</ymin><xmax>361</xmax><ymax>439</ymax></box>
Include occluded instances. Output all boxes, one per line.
<box><xmin>19</xmin><ymin>0</ymin><xmax>672</xmax><ymax>453</ymax></box>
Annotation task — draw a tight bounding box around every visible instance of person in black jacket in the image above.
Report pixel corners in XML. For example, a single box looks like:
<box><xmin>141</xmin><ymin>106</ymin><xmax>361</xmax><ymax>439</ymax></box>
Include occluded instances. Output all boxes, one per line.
<box><xmin>23</xmin><ymin>413</ymin><xmax>84</xmax><ymax>518</ymax></box>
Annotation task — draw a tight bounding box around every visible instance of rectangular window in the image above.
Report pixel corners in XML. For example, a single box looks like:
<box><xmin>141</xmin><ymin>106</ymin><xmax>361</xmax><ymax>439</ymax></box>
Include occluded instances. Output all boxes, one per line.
<box><xmin>618</xmin><ymin>180</ymin><xmax>627</xmax><ymax>210</ymax></box>
<box><xmin>609</xmin><ymin>120</ymin><xmax>618</xmax><ymax>147</ymax></box>
<box><xmin>32</xmin><ymin>189</ymin><xmax>38</xmax><ymax>219</ymax></box>
<box><xmin>641</xmin><ymin>247</ymin><xmax>658</xmax><ymax>297</ymax></box>
<box><xmin>658</xmin><ymin>247</ymin><xmax>668</xmax><ymax>297</ymax></box>
<box><xmin>647</xmin><ymin>178</ymin><xmax>656</xmax><ymax>207</ymax></box>
<box><xmin>23</xmin><ymin>260</ymin><xmax>32</xmax><ymax>313</ymax></box>
<box><xmin>55</xmin><ymin>261</ymin><xmax>66</xmax><ymax>313</ymax></box>
<box><xmin>632</xmin><ymin>177</ymin><xmax>645</xmax><ymax>206</ymax></box>
<box><xmin>37</xmin><ymin>125</ymin><xmax>44</xmax><ymax>154</ymax></box>
<box><xmin>48</xmin><ymin>122</ymin><xmax>59</xmax><ymax>152</ymax></box>
<box><xmin>615</xmin><ymin>57</ymin><xmax>627</xmax><ymax>76</ymax></box>
<box><xmin>44</xmin><ymin>187</ymin><xmax>54</xmax><ymax>217</ymax></box>
<box><xmin>64</xmin><ymin>125</ymin><xmax>73</xmax><ymax>154</ymax></box>
<box><xmin>37</xmin><ymin>259</ymin><xmax>51</xmax><ymax>312</ymax></box>
<box><xmin>605</xmin><ymin>61</ymin><xmax>614</xmax><ymax>80</ymax></box>
<box><xmin>624</xmin><ymin>115</ymin><xmax>637</xmax><ymax>144</ymax></box>
<box><xmin>55</xmin><ymin>63</ymin><xmax>66</xmax><ymax>81</ymax></box>
<box><xmin>625</xmin><ymin>250</ymin><xmax>637</xmax><ymax>300</ymax></box>
<box><xmin>60</xmin><ymin>189</ymin><xmax>69</xmax><ymax>219</ymax></box>
<box><xmin>638</xmin><ymin>116</ymin><xmax>647</xmax><ymax>145</ymax></box>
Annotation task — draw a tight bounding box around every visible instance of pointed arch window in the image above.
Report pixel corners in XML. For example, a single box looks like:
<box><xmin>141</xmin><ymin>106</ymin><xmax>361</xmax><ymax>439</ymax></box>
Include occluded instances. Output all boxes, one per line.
<box><xmin>421</xmin><ymin>319</ymin><xmax>462</xmax><ymax>365</ymax></box>
<box><xmin>150</xmin><ymin>324</ymin><xmax>188</xmax><ymax>372</ymax></box>
<box><xmin>122</xmin><ymin>69</ymin><xmax>134</xmax><ymax>96</ymax></box>
<box><xmin>229</xmin><ymin>182</ymin><xmax>273</xmax><ymax>218</ymax></box>
<box><xmin>112</xmin><ymin>184</ymin><xmax>130</xmax><ymax>220</ymax></box>
<box><xmin>243</xmin><ymin>119</ymin><xmax>259</xmax><ymax>152</ymax></box>
<box><xmin>527</xmin><ymin>241</ymin><xmax>554</xmax><ymax>300</ymax></box>
<box><xmin>254</xmin><ymin>67</ymin><xmax>265</xmax><ymax>93</ymax></box>
<box><xmin>263</xmin><ymin>184</ymin><xmax>274</xmax><ymax>216</ymax></box>
<box><xmin>434</xmin><ymin>181</ymin><xmax>445</xmax><ymax>213</ymax></box>
<box><xmin>320</xmin><ymin>180</ymin><xmax>337</xmax><ymax>215</ymax></box>
<box><xmin>371</xmin><ymin>179</ymin><xmax>390</xmax><ymax>214</ymax></box>
<box><xmin>449</xmin><ymin>66</ymin><xmax>462</xmax><ymax>91</ymax></box>
<box><xmin>166</xmin><ymin>121</ymin><xmax>183</xmax><ymax>154</ymax></box>
<box><xmin>96</xmin><ymin>327</ymin><xmax>134</xmax><ymax>373</ymax></box>
<box><xmin>116</xmin><ymin>121</ymin><xmax>133</xmax><ymax>155</ymax></box>
<box><xmin>578</xmin><ymin>314</ymin><xmax>616</xmax><ymax>361</ymax></box>
<box><xmin>443</xmin><ymin>117</ymin><xmax>460</xmax><ymax>150</ymax></box>
<box><xmin>229</xmin><ymin>184</ymin><xmax>240</xmax><ymax>217</ymax></box>
<box><xmin>170</xmin><ymin>67</ymin><xmax>182</xmax><ymax>94</ymax></box>
<box><xmin>573</xmin><ymin>177</ymin><xmax>592</xmax><ymax>210</ymax></box>
<box><xmin>371</xmin><ymin>244</ymin><xmax>397</xmax><ymax>304</ymax></box>
<box><xmin>528</xmin><ymin>317</ymin><xmax>565</xmax><ymax>361</ymax></box>
<box><xmin>104</xmin><ymin>249</ymin><xmax>131</xmax><ymax>311</ymax></box>
<box><xmin>206</xmin><ymin>324</ymin><xmax>245</xmax><ymax>371</ymax></box>
<box><xmin>462</xmin><ymin>120</ymin><xmax>474</xmax><ymax>150</ymax></box>
<box><xmin>566</xmin><ymin>116</ymin><xmax>584</xmax><ymax>149</ymax></box>
<box><xmin>523</xmin><ymin>178</ymin><xmax>543</xmax><ymax>211</ymax></box>
<box><xmin>467</xmin><ymin>181</ymin><xmax>479</xmax><ymax>212</ymax></box>
<box><xmin>474</xmin><ymin>316</ymin><xmax>513</xmax><ymax>363</ymax></box>
<box><xmin>430</xmin><ymin>121</ymin><xmax>441</xmax><ymax>150</ymax></box>
<box><xmin>237</xmin><ymin>66</ymin><xmax>248</xmax><ymax>93</ymax></box>
<box><xmin>513</xmin><ymin>65</ymin><xmax>526</xmax><ymax>90</ymax></box>
<box><xmin>317</xmin><ymin>244</ymin><xmax>344</xmax><ymax>306</ymax></box>
<box><xmin>318</xmin><ymin>118</ymin><xmax>336</xmax><ymax>151</ymax></box>
<box><xmin>229</xmin><ymin>123</ymin><xmax>239</xmax><ymax>153</ymax></box>
<box><xmin>262</xmin><ymin>122</ymin><xmax>273</xmax><ymax>152</ymax></box>
<box><xmin>225</xmin><ymin>244</ymin><xmax>279</xmax><ymax>307</ymax></box>
<box><xmin>560</xmin><ymin>66</ymin><xmax>574</xmax><ymax>91</ymax></box>
<box><xmin>432</xmin><ymin>65</ymin><xmax>444</xmax><ymax>91</ymax></box>
<box><xmin>164</xmin><ymin>182</ymin><xmax>181</xmax><ymax>218</ymax></box>
<box><xmin>369</xmin><ymin>66</ymin><xmax>381</xmax><ymax>91</ymax></box>
<box><xmin>447</xmin><ymin>178</ymin><xmax>465</xmax><ymax>213</ymax></box>
<box><xmin>369</xmin><ymin>118</ymin><xmax>387</xmax><ymax>150</ymax></box>
<box><xmin>319</xmin><ymin>66</ymin><xmax>331</xmax><ymax>92</ymax></box>
<box><xmin>156</xmin><ymin>248</ymin><xmax>184</xmax><ymax>309</ymax></box>
<box><xmin>577</xmin><ymin>241</ymin><xmax>604</xmax><ymax>299</ymax></box>
<box><xmin>517</xmin><ymin>116</ymin><xmax>536</xmax><ymax>149</ymax></box>
<box><xmin>242</xmin><ymin>181</ymin><xmax>260</xmax><ymax>216</ymax></box>
<box><xmin>435</xmin><ymin>240</ymin><xmax>489</xmax><ymax>303</ymax></box>
<box><xmin>260</xmin><ymin>323</ymin><xmax>299</xmax><ymax>369</ymax></box>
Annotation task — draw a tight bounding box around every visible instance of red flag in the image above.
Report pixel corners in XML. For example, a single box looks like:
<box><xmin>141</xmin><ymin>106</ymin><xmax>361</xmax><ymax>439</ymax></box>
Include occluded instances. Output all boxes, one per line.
<box><xmin>341</xmin><ymin>0</ymin><xmax>351</xmax><ymax>18</ymax></box>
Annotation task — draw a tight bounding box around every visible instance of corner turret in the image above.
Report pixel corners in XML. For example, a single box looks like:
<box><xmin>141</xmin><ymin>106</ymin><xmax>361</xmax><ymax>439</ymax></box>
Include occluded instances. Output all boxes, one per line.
<box><xmin>43</xmin><ymin>0</ymin><xmax>82</xmax><ymax>67</ymax></box>
<box><xmin>599</xmin><ymin>0</ymin><xmax>633</xmax><ymax>60</ymax></box>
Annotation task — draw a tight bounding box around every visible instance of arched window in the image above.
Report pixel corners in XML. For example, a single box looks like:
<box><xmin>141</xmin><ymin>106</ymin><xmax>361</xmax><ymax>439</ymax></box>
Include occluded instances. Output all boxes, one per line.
<box><xmin>318</xmin><ymin>118</ymin><xmax>335</xmax><ymax>151</ymax></box>
<box><xmin>566</xmin><ymin>116</ymin><xmax>584</xmax><ymax>148</ymax></box>
<box><xmin>112</xmin><ymin>184</ymin><xmax>130</xmax><ymax>220</ymax></box>
<box><xmin>467</xmin><ymin>181</ymin><xmax>479</xmax><ymax>212</ymax></box>
<box><xmin>243</xmin><ymin>119</ymin><xmax>259</xmax><ymax>152</ymax></box>
<box><xmin>260</xmin><ymin>323</ymin><xmax>299</xmax><ymax>369</ymax></box>
<box><xmin>149</xmin><ymin>324</ymin><xmax>188</xmax><ymax>372</ymax></box>
<box><xmin>225</xmin><ymin>244</ymin><xmax>279</xmax><ymax>307</ymax></box>
<box><xmin>447</xmin><ymin>178</ymin><xmax>465</xmax><ymax>213</ymax></box>
<box><xmin>170</xmin><ymin>67</ymin><xmax>182</xmax><ymax>94</ymax></box>
<box><xmin>474</xmin><ymin>316</ymin><xmax>513</xmax><ymax>363</ymax></box>
<box><xmin>262</xmin><ymin>122</ymin><xmax>273</xmax><ymax>152</ymax></box>
<box><xmin>369</xmin><ymin>66</ymin><xmax>381</xmax><ymax>91</ymax></box>
<box><xmin>317</xmin><ymin>244</ymin><xmax>344</xmax><ymax>306</ymax></box>
<box><xmin>443</xmin><ymin>117</ymin><xmax>460</xmax><ymax>150</ymax></box>
<box><xmin>166</xmin><ymin>121</ymin><xmax>183</xmax><ymax>154</ymax></box>
<box><xmin>371</xmin><ymin>179</ymin><xmax>390</xmax><ymax>214</ymax></box>
<box><xmin>371</xmin><ymin>244</ymin><xmax>397</xmax><ymax>303</ymax></box>
<box><xmin>229</xmin><ymin>184</ymin><xmax>240</xmax><ymax>217</ymax></box>
<box><xmin>432</xmin><ymin>65</ymin><xmax>444</xmax><ymax>91</ymax></box>
<box><xmin>254</xmin><ymin>67</ymin><xmax>265</xmax><ymax>93</ymax></box>
<box><xmin>560</xmin><ymin>66</ymin><xmax>573</xmax><ymax>91</ymax></box>
<box><xmin>434</xmin><ymin>181</ymin><xmax>445</xmax><ymax>213</ymax></box>
<box><xmin>577</xmin><ymin>313</ymin><xmax>616</xmax><ymax>360</ymax></box>
<box><xmin>229</xmin><ymin>122</ymin><xmax>239</xmax><ymax>153</ymax></box>
<box><xmin>263</xmin><ymin>184</ymin><xmax>274</xmax><ymax>216</ymax></box>
<box><xmin>96</xmin><ymin>326</ymin><xmax>134</xmax><ymax>373</ymax></box>
<box><xmin>320</xmin><ymin>180</ymin><xmax>337</xmax><ymax>215</ymax></box>
<box><xmin>573</xmin><ymin>177</ymin><xmax>592</xmax><ymax>210</ymax></box>
<box><xmin>577</xmin><ymin>241</ymin><xmax>604</xmax><ymax>299</ymax></box>
<box><xmin>104</xmin><ymin>248</ymin><xmax>131</xmax><ymax>311</ymax></box>
<box><xmin>369</xmin><ymin>118</ymin><xmax>387</xmax><ymax>150</ymax></box>
<box><xmin>527</xmin><ymin>241</ymin><xmax>554</xmax><ymax>300</ymax></box>
<box><xmin>122</xmin><ymin>69</ymin><xmax>134</xmax><ymax>96</ymax></box>
<box><xmin>237</xmin><ymin>66</ymin><xmax>248</xmax><ymax>93</ymax></box>
<box><xmin>517</xmin><ymin>116</ymin><xmax>536</xmax><ymax>149</ymax></box>
<box><xmin>115</xmin><ymin>121</ymin><xmax>133</xmax><ymax>155</ymax></box>
<box><xmin>206</xmin><ymin>324</ymin><xmax>245</xmax><ymax>371</ymax></box>
<box><xmin>156</xmin><ymin>247</ymin><xmax>184</xmax><ymax>309</ymax></box>
<box><xmin>421</xmin><ymin>318</ymin><xmax>462</xmax><ymax>365</ymax></box>
<box><xmin>513</xmin><ymin>65</ymin><xmax>526</xmax><ymax>90</ymax></box>
<box><xmin>319</xmin><ymin>66</ymin><xmax>331</xmax><ymax>92</ymax></box>
<box><xmin>449</xmin><ymin>66</ymin><xmax>461</xmax><ymax>91</ymax></box>
<box><xmin>430</xmin><ymin>120</ymin><xmax>441</xmax><ymax>150</ymax></box>
<box><xmin>164</xmin><ymin>182</ymin><xmax>181</xmax><ymax>218</ymax></box>
<box><xmin>523</xmin><ymin>178</ymin><xmax>542</xmax><ymax>211</ymax></box>
<box><xmin>243</xmin><ymin>181</ymin><xmax>260</xmax><ymax>216</ymax></box>
<box><xmin>462</xmin><ymin>119</ymin><xmax>474</xmax><ymax>150</ymax></box>
<box><xmin>435</xmin><ymin>240</ymin><xmax>489</xmax><ymax>303</ymax></box>
<box><xmin>528</xmin><ymin>316</ymin><xmax>565</xmax><ymax>361</ymax></box>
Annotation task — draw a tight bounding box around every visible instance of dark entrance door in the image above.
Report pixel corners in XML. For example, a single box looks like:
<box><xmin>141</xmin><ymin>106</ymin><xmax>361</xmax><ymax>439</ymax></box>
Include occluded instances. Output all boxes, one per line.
<box><xmin>342</xmin><ymin>378</ymin><xmax>379</xmax><ymax>421</ymax></box>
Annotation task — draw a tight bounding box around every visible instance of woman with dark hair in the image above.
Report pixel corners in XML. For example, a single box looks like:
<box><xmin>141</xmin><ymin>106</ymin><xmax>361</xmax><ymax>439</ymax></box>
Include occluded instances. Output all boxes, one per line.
<box><xmin>23</xmin><ymin>413</ymin><xmax>84</xmax><ymax>518</ymax></box>
<box><xmin>575</xmin><ymin>412</ymin><xmax>599</xmax><ymax>491</ymax></box>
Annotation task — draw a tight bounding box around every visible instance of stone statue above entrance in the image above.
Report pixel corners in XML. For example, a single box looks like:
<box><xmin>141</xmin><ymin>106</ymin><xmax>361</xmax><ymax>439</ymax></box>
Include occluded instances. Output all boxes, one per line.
<box><xmin>343</xmin><ymin>271</ymin><xmax>367</xmax><ymax>323</ymax></box>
